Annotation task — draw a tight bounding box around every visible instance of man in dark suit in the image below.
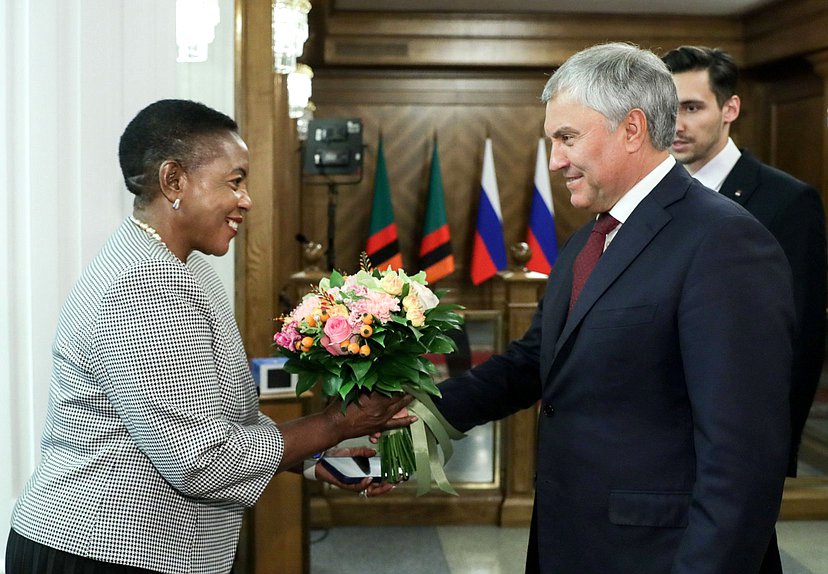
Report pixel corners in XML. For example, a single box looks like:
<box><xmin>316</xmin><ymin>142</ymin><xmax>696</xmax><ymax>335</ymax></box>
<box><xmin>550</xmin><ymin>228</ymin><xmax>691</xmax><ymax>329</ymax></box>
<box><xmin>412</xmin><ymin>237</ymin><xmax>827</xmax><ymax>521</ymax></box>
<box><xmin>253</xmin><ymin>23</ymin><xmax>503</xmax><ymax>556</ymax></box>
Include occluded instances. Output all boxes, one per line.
<box><xmin>662</xmin><ymin>46</ymin><xmax>827</xmax><ymax>478</ymax></box>
<box><xmin>434</xmin><ymin>43</ymin><xmax>794</xmax><ymax>573</ymax></box>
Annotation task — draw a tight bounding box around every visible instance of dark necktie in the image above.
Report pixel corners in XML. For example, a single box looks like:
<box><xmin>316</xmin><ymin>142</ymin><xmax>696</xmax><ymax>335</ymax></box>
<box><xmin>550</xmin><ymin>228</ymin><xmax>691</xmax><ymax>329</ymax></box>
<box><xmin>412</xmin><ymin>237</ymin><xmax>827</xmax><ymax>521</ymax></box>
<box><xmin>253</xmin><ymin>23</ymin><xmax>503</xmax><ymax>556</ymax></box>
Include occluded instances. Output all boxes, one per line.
<box><xmin>569</xmin><ymin>213</ymin><xmax>620</xmax><ymax>311</ymax></box>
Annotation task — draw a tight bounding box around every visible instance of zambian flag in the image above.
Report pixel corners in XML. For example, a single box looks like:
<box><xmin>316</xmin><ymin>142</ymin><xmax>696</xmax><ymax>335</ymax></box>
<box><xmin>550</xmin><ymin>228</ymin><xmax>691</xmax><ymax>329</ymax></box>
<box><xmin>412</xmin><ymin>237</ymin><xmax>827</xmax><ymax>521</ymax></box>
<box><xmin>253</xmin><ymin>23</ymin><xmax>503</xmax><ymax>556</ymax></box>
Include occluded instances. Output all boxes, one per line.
<box><xmin>419</xmin><ymin>138</ymin><xmax>455</xmax><ymax>283</ymax></box>
<box><xmin>366</xmin><ymin>136</ymin><xmax>403</xmax><ymax>270</ymax></box>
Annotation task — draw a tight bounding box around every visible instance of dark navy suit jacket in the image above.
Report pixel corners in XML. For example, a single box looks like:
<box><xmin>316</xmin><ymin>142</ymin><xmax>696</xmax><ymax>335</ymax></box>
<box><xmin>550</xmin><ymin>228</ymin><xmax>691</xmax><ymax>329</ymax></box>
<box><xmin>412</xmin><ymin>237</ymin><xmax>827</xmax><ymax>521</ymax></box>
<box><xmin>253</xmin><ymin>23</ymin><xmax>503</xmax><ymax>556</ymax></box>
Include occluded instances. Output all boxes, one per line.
<box><xmin>436</xmin><ymin>164</ymin><xmax>794</xmax><ymax>573</ymax></box>
<box><xmin>720</xmin><ymin>150</ymin><xmax>826</xmax><ymax>476</ymax></box>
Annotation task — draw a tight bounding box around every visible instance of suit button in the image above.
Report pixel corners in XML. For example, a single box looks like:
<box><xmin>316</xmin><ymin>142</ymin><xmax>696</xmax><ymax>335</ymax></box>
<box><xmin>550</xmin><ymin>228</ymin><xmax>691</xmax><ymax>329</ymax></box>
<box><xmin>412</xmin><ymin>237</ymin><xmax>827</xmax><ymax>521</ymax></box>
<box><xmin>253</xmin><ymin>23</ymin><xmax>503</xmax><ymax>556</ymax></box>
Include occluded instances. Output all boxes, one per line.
<box><xmin>543</xmin><ymin>404</ymin><xmax>555</xmax><ymax>417</ymax></box>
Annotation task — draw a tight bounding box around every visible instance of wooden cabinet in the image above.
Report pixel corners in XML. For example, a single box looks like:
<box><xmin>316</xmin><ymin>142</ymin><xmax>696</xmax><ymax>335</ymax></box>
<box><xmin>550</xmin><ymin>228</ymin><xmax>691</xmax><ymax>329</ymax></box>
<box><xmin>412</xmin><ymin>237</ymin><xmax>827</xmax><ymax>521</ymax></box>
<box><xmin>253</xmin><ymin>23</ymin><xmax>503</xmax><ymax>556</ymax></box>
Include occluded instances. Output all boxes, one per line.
<box><xmin>496</xmin><ymin>269</ymin><xmax>547</xmax><ymax>526</ymax></box>
<box><xmin>241</xmin><ymin>394</ymin><xmax>310</xmax><ymax>574</ymax></box>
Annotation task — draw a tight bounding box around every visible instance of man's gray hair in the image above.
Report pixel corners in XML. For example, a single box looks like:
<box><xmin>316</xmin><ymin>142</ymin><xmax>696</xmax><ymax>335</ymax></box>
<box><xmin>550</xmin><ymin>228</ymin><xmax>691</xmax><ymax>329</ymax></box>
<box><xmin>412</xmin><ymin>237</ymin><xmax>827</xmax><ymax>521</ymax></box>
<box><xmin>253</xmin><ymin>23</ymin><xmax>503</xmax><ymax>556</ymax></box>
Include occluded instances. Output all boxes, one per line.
<box><xmin>541</xmin><ymin>43</ymin><xmax>677</xmax><ymax>150</ymax></box>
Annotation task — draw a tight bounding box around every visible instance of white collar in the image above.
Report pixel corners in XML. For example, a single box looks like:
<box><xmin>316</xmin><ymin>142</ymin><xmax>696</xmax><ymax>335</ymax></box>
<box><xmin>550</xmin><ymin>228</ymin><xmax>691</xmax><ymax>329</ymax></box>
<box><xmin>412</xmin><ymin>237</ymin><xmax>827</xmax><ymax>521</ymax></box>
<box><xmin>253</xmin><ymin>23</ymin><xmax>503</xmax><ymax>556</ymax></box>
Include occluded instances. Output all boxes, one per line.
<box><xmin>689</xmin><ymin>138</ymin><xmax>742</xmax><ymax>191</ymax></box>
<box><xmin>608</xmin><ymin>155</ymin><xmax>676</xmax><ymax>224</ymax></box>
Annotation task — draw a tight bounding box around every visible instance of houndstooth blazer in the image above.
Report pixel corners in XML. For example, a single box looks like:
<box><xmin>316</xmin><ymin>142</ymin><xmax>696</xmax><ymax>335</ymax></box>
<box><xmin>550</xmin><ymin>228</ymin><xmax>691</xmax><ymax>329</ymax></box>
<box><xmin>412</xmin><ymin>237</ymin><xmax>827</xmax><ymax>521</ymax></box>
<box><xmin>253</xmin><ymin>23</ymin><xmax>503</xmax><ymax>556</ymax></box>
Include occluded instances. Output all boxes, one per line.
<box><xmin>11</xmin><ymin>219</ymin><xmax>284</xmax><ymax>574</ymax></box>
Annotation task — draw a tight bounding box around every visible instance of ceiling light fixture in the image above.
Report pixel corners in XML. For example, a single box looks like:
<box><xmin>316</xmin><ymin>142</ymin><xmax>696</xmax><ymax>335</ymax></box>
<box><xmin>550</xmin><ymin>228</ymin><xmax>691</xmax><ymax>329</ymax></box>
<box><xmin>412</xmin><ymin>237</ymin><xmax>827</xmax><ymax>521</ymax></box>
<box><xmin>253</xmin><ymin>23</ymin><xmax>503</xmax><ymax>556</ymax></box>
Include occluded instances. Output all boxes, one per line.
<box><xmin>288</xmin><ymin>64</ymin><xmax>314</xmax><ymax>119</ymax></box>
<box><xmin>272</xmin><ymin>0</ymin><xmax>311</xmax><ymax>74</ymax></box>
<box><xmin>176</xmin><ymin>0</ymin><xmax>221</xmax><ymax>63</ymax></box>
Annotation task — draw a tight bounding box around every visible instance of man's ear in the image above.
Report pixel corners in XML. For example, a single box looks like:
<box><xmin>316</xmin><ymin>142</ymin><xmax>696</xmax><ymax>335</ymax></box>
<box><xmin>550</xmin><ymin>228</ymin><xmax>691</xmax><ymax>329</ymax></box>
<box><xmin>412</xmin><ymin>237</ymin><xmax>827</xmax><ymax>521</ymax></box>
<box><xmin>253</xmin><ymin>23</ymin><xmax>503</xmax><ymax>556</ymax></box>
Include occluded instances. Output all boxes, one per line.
<box><xmin>722</xmin><ymin>94</ymin><xmax>741</xmax><ymax>125</ymax></box>
<box><xmin>623</xmin><ymin>108</ymin><xmax>648</xmax><ymax>152</ymax></box>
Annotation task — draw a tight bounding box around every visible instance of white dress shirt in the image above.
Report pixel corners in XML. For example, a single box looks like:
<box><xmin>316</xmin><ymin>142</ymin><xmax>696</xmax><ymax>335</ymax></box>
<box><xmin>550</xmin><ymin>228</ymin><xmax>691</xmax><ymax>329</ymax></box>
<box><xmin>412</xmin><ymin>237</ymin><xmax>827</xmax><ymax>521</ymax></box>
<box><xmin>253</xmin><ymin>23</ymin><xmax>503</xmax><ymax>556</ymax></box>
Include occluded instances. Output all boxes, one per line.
<box><xmin>688</xmin><ymin>137</ymin><xmax>742</xmax><ymax>192</ymax></box>
<box><xmin>604</xmin><ymin>154</ymin><xmax>676</xmax><ymax>250</ymax></box>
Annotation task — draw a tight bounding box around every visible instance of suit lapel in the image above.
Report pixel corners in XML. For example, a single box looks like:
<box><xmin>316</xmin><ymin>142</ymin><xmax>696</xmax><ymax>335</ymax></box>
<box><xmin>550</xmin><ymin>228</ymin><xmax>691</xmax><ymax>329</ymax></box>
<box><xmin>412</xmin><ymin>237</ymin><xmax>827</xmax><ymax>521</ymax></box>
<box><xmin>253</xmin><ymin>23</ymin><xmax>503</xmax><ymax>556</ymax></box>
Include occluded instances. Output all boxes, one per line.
<box><xmin>537</xmin><ymin>223</ymin><xmax>586</xmax><ymax>385</ymax></box>
<box><xmin>719</xmin><ymin>150</ymin><xmax>760</xmax><ymax>206</ymax></box>
<box><xmin>549</xmin><ymin>165</ymin><xmax>690</xmax><ymax>367</ymax></box>
<box><xmin>541</xmin><ymin>230</ymin><xmax>584</xmax><ymax>356</ymax></box>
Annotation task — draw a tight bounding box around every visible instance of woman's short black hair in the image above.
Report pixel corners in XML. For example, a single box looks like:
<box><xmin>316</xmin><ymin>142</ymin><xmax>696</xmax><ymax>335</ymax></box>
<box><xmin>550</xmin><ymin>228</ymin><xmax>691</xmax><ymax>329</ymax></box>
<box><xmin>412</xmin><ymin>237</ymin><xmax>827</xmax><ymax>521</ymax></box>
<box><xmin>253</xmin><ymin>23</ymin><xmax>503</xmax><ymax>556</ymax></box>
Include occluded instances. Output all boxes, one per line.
<box><xmin>118</xmin><ymin>99</ymin><xmax>238</xmax><ymax>197</ymax></box>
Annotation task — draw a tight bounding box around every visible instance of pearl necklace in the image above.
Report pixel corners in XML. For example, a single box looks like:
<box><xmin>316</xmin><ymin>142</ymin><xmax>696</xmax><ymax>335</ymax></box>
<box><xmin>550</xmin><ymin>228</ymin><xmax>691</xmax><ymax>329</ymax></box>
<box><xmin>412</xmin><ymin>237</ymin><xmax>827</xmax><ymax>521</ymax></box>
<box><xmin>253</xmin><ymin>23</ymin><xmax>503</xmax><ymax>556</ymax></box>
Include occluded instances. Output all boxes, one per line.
<box><xmin>129</xmin><ymin>215</ymin><xmax>164</xmax><ymax>244</ymax></box>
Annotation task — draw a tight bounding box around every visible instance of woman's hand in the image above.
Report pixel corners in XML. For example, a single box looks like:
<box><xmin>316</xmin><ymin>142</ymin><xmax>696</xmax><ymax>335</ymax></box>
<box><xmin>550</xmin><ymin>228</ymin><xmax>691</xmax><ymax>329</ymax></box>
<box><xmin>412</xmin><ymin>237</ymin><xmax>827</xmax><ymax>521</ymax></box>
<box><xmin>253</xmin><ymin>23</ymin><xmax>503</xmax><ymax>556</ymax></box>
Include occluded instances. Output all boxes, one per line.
<box><xmin>276</xmin><ymin>393</ymin><xmax>417</xmax><ymax>472</ymax></box>
<box><xmin>368</xmin><ymin>406</ymin><xmax>411</xmax><ymax>444</ymax></box>
<box><xmin>325</xmin><ymin>392</ymin><xmax>417</xmax><ymax>442</ymax></box>
<box><xmin>312</xmin><ymin>446</ymin><xmax>397</xmax><ymax>498</ymax></box>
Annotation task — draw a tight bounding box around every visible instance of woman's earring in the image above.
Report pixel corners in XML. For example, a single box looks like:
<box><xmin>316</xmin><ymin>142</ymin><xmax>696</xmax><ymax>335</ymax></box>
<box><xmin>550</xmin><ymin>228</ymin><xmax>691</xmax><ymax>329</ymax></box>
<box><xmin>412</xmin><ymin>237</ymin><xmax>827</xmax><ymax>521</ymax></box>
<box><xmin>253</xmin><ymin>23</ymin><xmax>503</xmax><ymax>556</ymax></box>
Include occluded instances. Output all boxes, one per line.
<box><xmin>172</xmin><ymin>198</ymin><xmax>181</xmax><ymax>210</ymax></box>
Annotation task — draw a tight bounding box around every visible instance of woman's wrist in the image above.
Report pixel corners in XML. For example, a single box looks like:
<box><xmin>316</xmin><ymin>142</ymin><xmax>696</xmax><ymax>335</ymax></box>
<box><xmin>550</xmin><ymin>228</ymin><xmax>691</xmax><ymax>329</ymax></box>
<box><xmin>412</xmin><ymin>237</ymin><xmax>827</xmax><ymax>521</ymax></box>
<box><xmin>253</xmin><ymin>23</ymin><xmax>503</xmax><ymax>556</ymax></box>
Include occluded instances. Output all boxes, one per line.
<box><xmin>322</xmin><ymin>401</ymin><xmax>348</xmax><ymax>443</ymax></box>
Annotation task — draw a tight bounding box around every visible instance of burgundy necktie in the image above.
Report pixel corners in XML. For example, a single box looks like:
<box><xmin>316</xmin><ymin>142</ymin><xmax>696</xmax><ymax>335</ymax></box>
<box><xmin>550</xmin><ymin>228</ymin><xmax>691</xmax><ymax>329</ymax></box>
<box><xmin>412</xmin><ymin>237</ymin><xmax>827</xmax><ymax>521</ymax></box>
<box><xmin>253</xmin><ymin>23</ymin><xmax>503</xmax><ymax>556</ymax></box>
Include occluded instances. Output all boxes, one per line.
<box><xmin>569</xmin><ymin>213</ymin><xmax>620</xmax><ymax>311</ymax></box>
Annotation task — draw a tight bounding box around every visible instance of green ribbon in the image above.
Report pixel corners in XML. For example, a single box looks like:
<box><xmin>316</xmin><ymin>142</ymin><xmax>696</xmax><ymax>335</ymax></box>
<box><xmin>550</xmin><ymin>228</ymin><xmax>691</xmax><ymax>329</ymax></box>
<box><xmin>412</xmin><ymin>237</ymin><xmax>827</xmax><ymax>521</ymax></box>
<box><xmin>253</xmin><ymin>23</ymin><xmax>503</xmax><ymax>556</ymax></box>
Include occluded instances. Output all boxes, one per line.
<box><xmin>404</xmin><ymin>386</ymin><xmax>466</xmax><ymax>496</ymax></box>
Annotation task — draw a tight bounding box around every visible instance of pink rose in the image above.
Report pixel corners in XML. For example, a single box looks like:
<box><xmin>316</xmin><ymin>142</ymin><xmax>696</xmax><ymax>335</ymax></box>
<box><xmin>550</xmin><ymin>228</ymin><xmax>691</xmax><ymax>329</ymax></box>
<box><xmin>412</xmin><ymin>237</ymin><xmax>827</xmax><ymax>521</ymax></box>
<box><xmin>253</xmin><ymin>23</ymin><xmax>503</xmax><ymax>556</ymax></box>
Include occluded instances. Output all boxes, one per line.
<box><xmin>323</xmin><ymin>315</ymin><xmax>353</xmax><ymax>344</ymax></box>
<box><xmin>320</xmin><ymin>335</ymin><xmax>348</xmax><ymax>356</ymax></box>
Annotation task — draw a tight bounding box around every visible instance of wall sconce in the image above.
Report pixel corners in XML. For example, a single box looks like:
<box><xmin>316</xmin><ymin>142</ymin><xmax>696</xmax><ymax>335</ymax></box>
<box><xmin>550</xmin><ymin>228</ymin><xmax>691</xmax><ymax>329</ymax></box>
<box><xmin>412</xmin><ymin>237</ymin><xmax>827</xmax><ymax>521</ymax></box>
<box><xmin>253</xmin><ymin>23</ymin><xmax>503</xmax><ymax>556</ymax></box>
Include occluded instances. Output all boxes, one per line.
<box><xmin>272</xmin><ymin>0</ymin><xmax>311</xmax><ymax>74</ymax></box>
<box><xmin>176</xmin><ymin>0</ymin><xmax>221</xmax><ymax>63</ymax></box>
<box><xmin>288</xmin><ymin>64</ymin><xmax>313</xmax><ymax>119</ymax></box>
<box><xmin>296</xmin><ymin>102</ymin><xmax>316</xmax><ymax>141</ymax></box>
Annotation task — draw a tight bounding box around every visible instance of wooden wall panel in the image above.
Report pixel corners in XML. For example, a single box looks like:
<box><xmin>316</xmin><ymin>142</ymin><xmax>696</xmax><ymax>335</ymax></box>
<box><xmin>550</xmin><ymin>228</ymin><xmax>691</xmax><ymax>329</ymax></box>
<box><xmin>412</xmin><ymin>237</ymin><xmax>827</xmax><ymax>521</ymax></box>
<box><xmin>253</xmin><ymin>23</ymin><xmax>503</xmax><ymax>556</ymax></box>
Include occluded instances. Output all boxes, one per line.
<box><xmin>236</xmin><ymin>0</ymin><xmax>302</xmax><ymax>357</ymax></box>
<box><xmin>743</xmin><ymin>0</ymin><xmax>828</xmax><ymax>66</ymax></box>
<box><xmin>302</xmin><ymin>72</ymin><xmax>591</xmax><ymax>308</ymax></box>
<box><xmin>810</xmin><ymin>52</ymin><xmax>828</xmax><ymax>201</ymax></box>
<box><xmin>741</xmin><ymin>61</ymin><xmax>824</xmax><ymax>192</ymax></box>
<box><xmin>770</xmin><ymin>95</ymin><xmax>823</xmax><ymax>190</ymax></box>
<box><xmin>317</xmin><ymin>0</ymin><xmax>744</xmax><ymax>68</ymax></box>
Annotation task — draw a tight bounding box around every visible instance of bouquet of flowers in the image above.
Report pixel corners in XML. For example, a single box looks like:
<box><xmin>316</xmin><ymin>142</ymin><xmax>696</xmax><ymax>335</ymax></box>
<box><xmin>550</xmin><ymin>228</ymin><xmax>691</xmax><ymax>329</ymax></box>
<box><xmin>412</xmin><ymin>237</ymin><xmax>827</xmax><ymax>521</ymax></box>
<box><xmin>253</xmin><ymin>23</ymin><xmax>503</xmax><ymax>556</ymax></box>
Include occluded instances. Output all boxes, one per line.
<box><xmin>274</xmin><ymin>254</ymin><xmax>465</xmax><ymax>495</ymax></box>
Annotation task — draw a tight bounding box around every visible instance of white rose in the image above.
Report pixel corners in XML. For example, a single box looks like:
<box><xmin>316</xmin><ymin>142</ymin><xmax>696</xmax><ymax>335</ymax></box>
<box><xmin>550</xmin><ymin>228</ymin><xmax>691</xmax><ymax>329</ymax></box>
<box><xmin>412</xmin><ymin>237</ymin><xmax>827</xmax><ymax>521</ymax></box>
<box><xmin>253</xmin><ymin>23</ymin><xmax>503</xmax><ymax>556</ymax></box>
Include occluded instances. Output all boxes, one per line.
<box><xmin>402</xmin><ymin>294</ymin><xmax>421</xmax><ymax>312</ymax></box>
<box><xmin>409</xmin><ymin>281</ymin><xmax>439</xmax><ymax>310</ymax></box>
<box><xmin>407</xmin><ymin>307</ymin><xmax>426</xmax><ymax>327</ymax></box>
<box><xmin>380</xmin><ymin>273</ymin><xmax>404</xmax><ymax>296</ymax></box>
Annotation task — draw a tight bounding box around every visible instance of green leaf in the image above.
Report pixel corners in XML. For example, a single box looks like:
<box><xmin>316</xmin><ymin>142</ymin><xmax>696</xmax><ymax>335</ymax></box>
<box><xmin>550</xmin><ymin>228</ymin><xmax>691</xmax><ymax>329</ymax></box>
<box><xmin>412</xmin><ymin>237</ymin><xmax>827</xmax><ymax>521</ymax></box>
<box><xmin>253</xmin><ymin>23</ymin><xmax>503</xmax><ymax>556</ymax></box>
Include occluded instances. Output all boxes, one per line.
<box><xmin>322</xmin><ymin>373</ymin><xmax>344</xmax><ymax>397</ymax></box>
<box><xmin>408</xmin><ymin>270</ymin><xmax>427</xmax><ymax>284</ymax></box>
<box><xmin>338</xmin><ymin>380</ymin><xmax>356</xmax><ymax>399</ymax></box>
<box><xmin>375</xmin><ymin>379</ymin><xmax>404</xmax><ymax>393</ymax></box>
<box><xmin>341</xmin><ymin>386</ymin><xmax>359</xmax><ymax>405</ymax></box>
<box><xmin>416</xmin><ymin>357</ymin><xmax>438</xmax><ymax>374</ymax></box>
<box><xmin>424</xmin><ymin>306</ymin><xmax>464</xmax><ymax>325</ymax></box>
<box><xmin>380</xmin><ymin>359</ymin><xmax>423</xmax><ymax>386</ymax></box>
<box><xmin>416</xmin><ymin>373</ymin><xmax>440</xmax><ymax>395</ymax></box>
<box><xmin>429</xmin><ymin>302</ymin><xmax>464</xmax><ymax>313</ymax></box>
<box><xmin>349</xmin><ymin>359</ymin><xmax>372</xmax><ymax>380</ymax></box>
<box><xmin>282</xmin><ymin>360</ymin><xmax>304</xmax><ymax>374</ymax></box>
<box><xmin>329</xmin><ymin>269</ymin><xmax>345</xmax><ymax>288</ymax></box>
<box><xmin>323</xmin><ymin>360</ymin><xmax>344</xmax><ymax>376</ymax></box>
<box><xmin>360</xmin><ymin>370</ymin><xmax>379</xmax><ymax>391</ymax></box>
<box><xmin>427</xmin><ymin>334</ymin><xmax>456</xmax><ymax>354</ymax></box>
<box><xmin>434</xmin><ymin>309</ymin><xmax>464</xmax><ymax>325</ymax></box>
<box><xmin>296</xmin><ymin>371</ymin><xmax>318</xmax><ymax>395</ymax></box>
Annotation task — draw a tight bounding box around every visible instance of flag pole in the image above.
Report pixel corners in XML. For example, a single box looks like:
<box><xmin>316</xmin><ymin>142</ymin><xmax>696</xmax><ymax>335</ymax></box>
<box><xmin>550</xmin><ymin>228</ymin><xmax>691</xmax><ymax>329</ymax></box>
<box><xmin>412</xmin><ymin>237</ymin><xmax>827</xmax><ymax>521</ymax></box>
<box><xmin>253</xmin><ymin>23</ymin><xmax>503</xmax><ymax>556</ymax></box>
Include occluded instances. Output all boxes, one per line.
<box><xmin>326</xmin><ymin>181</ymin><xmax>338</xmax><ymax>271</ymax></box>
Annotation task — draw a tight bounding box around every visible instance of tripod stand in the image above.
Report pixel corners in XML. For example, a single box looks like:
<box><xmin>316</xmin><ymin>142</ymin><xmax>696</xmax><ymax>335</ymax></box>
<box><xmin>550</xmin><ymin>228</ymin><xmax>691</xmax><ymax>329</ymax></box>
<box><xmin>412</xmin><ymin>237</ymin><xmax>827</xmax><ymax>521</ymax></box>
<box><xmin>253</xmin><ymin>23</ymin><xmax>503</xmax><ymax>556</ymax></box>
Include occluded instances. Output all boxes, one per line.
<box><xmin>302</xmin><ymin>173</ymin><xmax>362</xmax><ymax>271</ymax></box>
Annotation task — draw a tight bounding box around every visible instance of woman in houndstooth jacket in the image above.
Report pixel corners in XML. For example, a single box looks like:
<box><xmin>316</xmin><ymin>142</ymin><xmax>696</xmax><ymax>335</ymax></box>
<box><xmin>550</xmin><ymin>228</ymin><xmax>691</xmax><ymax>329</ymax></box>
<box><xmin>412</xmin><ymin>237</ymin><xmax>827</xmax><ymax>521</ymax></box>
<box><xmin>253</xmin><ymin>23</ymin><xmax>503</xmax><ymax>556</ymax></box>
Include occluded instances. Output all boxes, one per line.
<box><xmin>6</xmin><ymin>100</ymin><xmax>415</xmax><ymax>574</ymax></box>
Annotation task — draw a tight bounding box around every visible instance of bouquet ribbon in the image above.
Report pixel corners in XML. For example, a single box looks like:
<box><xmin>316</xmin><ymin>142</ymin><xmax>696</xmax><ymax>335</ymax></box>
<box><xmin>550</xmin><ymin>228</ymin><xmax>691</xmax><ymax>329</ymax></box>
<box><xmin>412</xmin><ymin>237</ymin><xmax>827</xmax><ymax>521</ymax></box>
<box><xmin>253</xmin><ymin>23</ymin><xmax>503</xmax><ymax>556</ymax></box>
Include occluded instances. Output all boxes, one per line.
<box><xmin>404</xmin><ymin>386</ymin><xmax>466</xmax><ymax>496</ymax></box>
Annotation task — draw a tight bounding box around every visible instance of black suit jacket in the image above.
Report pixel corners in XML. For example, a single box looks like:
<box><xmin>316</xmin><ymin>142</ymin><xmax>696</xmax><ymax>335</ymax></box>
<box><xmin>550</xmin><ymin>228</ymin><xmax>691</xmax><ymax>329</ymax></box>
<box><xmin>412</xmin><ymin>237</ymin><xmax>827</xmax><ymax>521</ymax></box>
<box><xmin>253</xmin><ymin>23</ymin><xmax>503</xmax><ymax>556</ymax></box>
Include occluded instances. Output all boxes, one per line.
<box><xmin>436</xmin><ymin>165</ymin><xmax>794</xmax><ymax>573</ymax></box>
<box><xmin>720</xmin><ymin>150</ymin><xmax>827</xmax><ymax>476</ymax></box>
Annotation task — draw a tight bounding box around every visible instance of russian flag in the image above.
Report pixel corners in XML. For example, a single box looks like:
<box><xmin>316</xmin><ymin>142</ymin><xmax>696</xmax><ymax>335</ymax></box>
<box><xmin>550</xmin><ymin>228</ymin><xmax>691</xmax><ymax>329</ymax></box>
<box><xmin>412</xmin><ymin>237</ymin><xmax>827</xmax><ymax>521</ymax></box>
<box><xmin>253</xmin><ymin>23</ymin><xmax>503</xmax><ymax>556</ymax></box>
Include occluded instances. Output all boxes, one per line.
<box><xmin>525</xmin><ymin>138</ymin><xmax>558</xmax><ymax>274</ymax></box>
<box><xmin>470</xmin><ymin>138</ymin><xmax>506</xmax><ymax>285</ymax></box>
